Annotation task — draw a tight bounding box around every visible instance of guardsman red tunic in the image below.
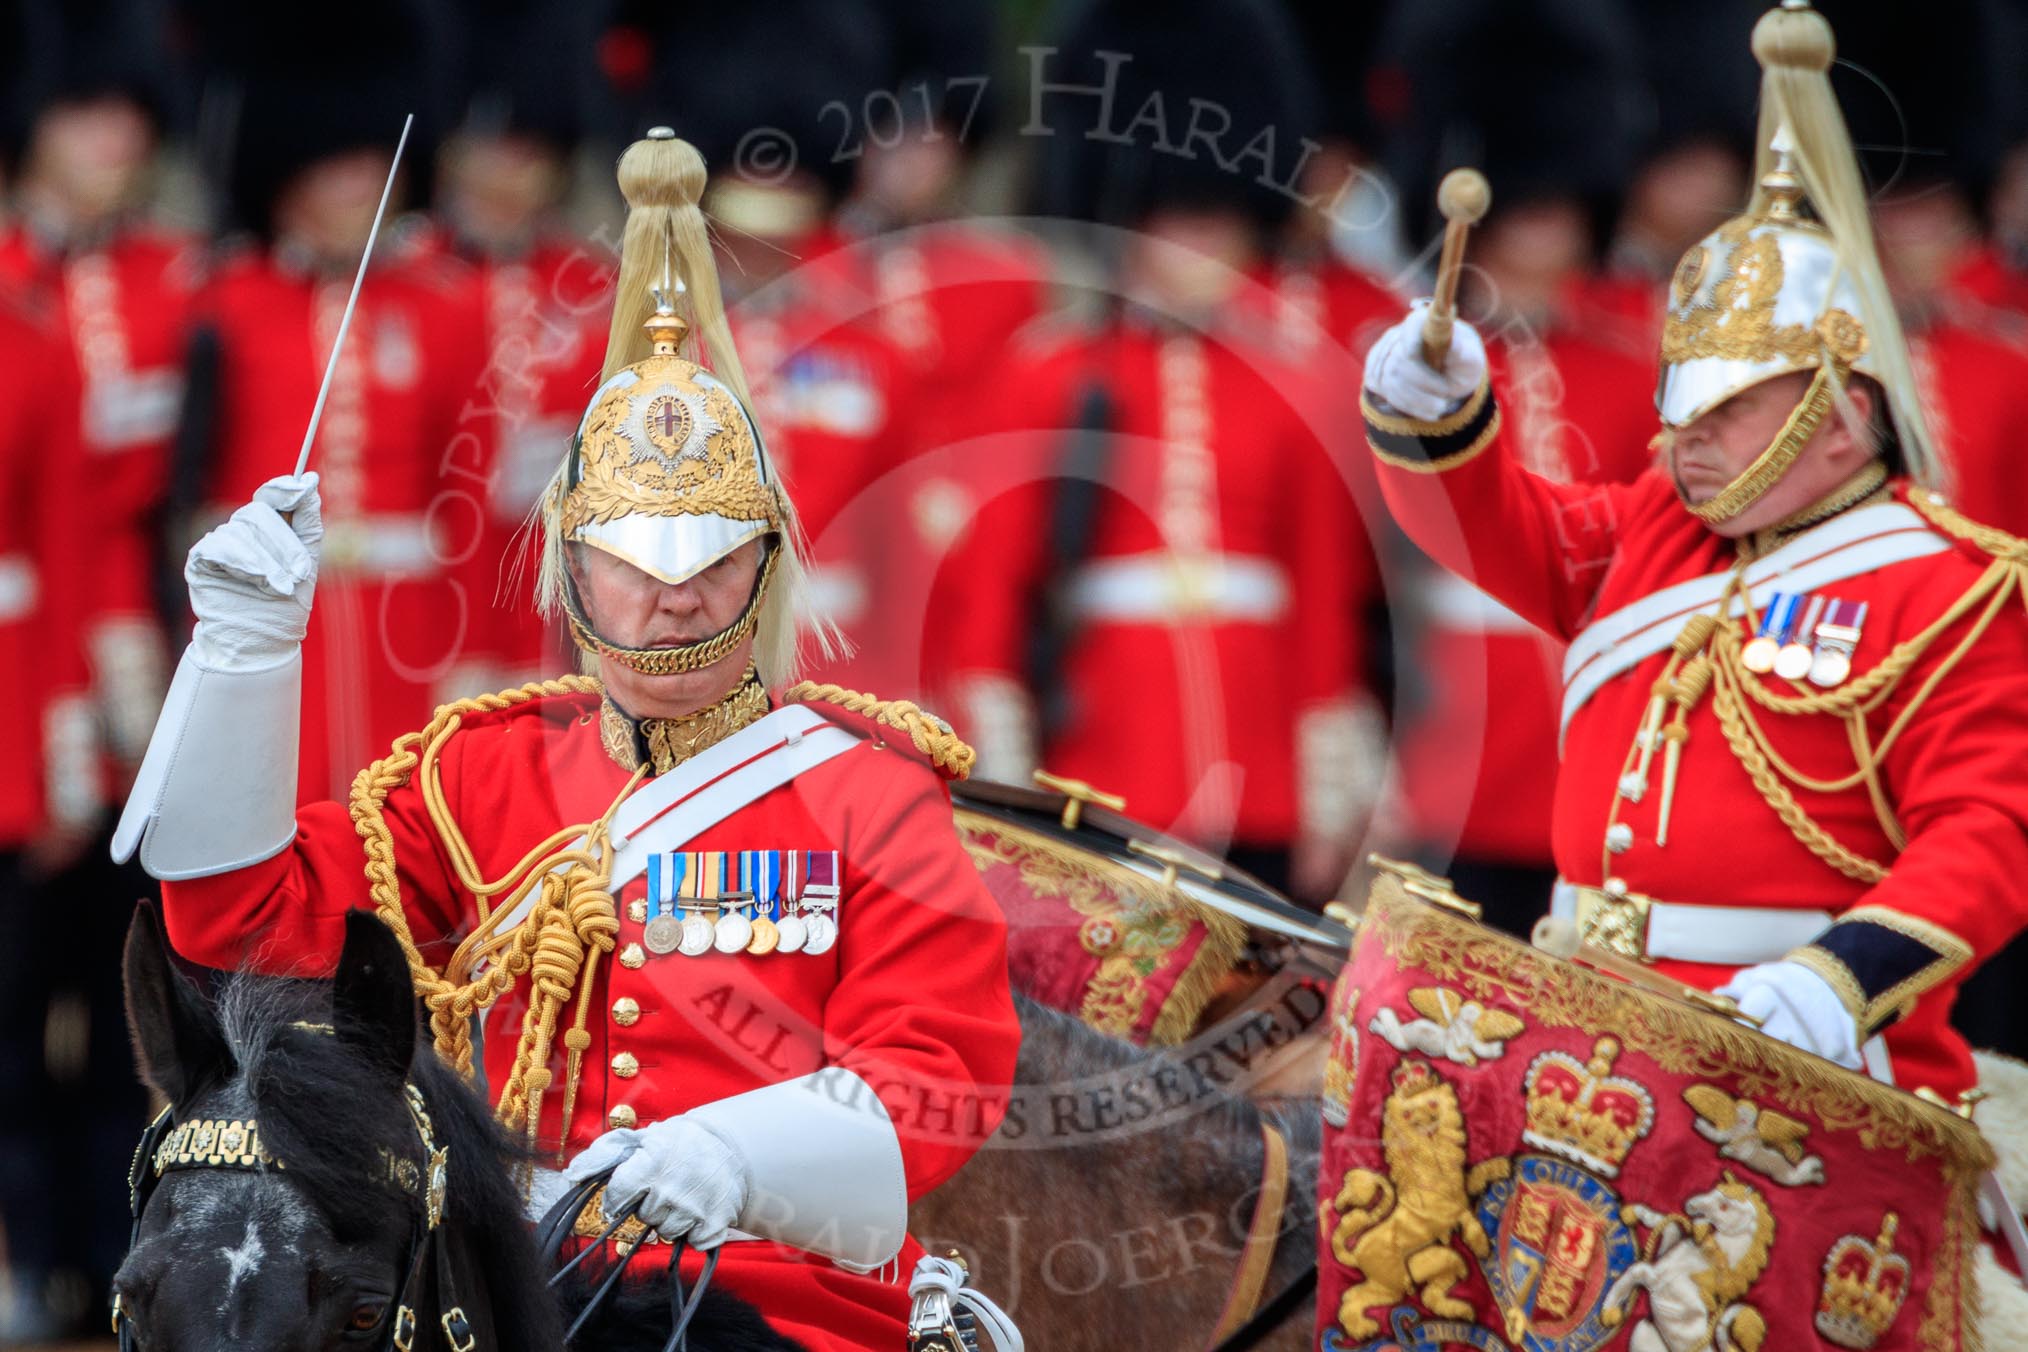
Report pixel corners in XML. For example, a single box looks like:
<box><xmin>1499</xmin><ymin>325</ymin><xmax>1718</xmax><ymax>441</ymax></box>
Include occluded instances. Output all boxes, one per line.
<box><xmin>1391</xmin><ymin>326</ymin><xmax>1658</xmax><ymax>872</ymax></box>
<box><xmin>828</xmin><ymin>221</ymin><xmax>1050</xmax><ymax>700</ymax></box>
<box><xmin>407</xmin><ymin>227</ymin><xmax>612</xmax><ymax>683</ymax></box>
<box><xmin>729</xmin><ymin>243</ymin><xmax>923</xmax><ymax>696</ymax></box>
<box><xmin>1370</xmin><ymin>388</ymin><xmax>2028</xmax><ymax>1098</ymax></box>
<box><xmin>946</xmin><ymin>312</ymin><xmax>1381</xmax><ymax>862</ymax></box>
<box><xmin>0</xmin><ymin>223</ymin><xmax>199</xmax><ymax>772</ymax></box>
<box><xmin>157</xmin><ymin>685</ymin><xmax>1018</xmax><ymax>1352</ymax></box>
<box><xmin>195</xmin><ymin>241</ymin><xmax>489</xmax><ymax>802</ymax></box>
<box><xmin>0</xmin><ymin>292</ymin><xmax>95</xmax><ymax>848</ymax></box>
<box><xmin>1903</xmin><ymin>317</ymin><xmax>2028</xmax><ymax>538</ymax></box>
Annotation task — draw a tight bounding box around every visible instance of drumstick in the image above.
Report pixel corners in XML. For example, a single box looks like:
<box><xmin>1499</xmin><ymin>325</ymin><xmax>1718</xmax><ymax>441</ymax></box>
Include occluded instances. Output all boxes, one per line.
<box><xmin>294</xmin><ymin>114</ymin><xmax>414</xmax><ymax>479</ymax></box>
<box><xmin>1531</xmin><ymin>917</ymin><xmax>1764</xmax><ymax>1028</ymax></box>
<box><xmin>1420</xmin><ymin>168</ymin><xmax>1491</xmax><ymax>372</ymax></box>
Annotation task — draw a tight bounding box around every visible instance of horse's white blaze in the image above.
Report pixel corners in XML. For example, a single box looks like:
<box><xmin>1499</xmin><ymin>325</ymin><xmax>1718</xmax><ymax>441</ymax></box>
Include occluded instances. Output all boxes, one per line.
<box><xmin>218</xmin><ymin>1213</ymin><xmax>266</xmax><ymax>1310</ymax></box>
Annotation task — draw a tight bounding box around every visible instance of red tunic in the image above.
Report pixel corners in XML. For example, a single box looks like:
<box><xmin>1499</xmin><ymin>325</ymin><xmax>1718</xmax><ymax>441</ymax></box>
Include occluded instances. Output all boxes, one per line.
<box><xmin>1392</xmin><ymin>327</ymin><xmax>1658</xmax><ymax>864</ymax></box>
<box><xmin>159</xmin><ymin>688</ymin><xmax>1019</xmax><ymax>1352</ymax></box>
<box><xmin>1372</xmin><ymin>401</ymin><xmax>2028</xmax><ymax>1098</ymax></box>
<box><xmin>196</xmin><ymin>243</ymin><xmax>490</xmax><ymax>801</ymax></box>
<box><xmin>0</xmin><ymin>224</ymin><xmax>200</xmax><ymax>767</ymax></box>
<box><xmin>1904</xmin><ymin>319</ymin><xmax>2028</xmax><ymax>537</ymax></box>
<box><xmin>0</xmin><ymin>292</ymin><xmax>93</xmax><ymax>845</ymax></box>
<box><xmin>945</xmin><ymin>314</ymin><xmax>1380</xmax><ymax>850</ymax></box>
<box><xmin>407</xmin><ymin>227</ymin><xmax>612</xmax><ymax>681</ymax></box>
<box><xmin>730</xmin><ymin>246</ymin><xmax>924</xmax><ymax>697</ymax></box>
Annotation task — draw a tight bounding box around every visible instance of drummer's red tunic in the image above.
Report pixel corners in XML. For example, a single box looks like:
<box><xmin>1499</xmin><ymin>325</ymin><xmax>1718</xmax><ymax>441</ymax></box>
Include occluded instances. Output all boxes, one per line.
<box><xmin>1369</xmin><ymin>387</ymin><xmax>2028</xmax><ymax>1098</ymax></box>
<box><xmin>160</xmin><ymin>688</ymin><xmax>1021</xmax><ymax>1352</ymax></box>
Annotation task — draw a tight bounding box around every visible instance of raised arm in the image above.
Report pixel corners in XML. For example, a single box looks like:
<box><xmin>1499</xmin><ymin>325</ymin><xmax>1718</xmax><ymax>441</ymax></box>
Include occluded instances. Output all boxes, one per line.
<box><xmin>114</xmin><ymin>473</ymin><xmax>461</xmax><ymax>973</ymax></box>
<box><xmin>1362</xmin><ymin>305</ymin><xmax>1633</xmax><ymax>641</ymax></box>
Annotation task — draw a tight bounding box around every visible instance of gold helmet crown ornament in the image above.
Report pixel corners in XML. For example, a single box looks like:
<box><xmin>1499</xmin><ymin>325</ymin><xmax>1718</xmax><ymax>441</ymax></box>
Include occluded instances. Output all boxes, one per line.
<box><xmin>1655</xmin><ymin>1</ymin><xmax>1940</xmax><ymax>526</ymax></box>
<box><xmin>537</xmin><ymin>128</ymin><xmax>823</xmax><ymax>682</ymax></box>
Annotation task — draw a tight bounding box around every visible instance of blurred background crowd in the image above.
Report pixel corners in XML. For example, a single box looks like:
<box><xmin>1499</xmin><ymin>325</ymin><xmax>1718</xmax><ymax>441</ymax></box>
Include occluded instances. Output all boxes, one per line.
<box><xmin>6</xmin><ymin>0</ymin><xmax>2028</xmax><ymax>1340</ymax></box>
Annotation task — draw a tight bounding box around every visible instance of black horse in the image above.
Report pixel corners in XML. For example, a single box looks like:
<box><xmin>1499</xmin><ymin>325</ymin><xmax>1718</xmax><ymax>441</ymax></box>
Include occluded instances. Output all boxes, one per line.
<box><xmin>115</xmin><ymin>904</ymin><xmax>802</xmax><ymax>1352</ymax></box>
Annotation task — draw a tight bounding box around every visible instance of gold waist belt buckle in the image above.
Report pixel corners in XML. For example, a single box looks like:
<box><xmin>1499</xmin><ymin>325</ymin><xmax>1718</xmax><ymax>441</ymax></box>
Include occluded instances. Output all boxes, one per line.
<box><xmin>1571</xmin><ymin>882</ymin><xmax>1657</xmax><ymax>963</ymax></box>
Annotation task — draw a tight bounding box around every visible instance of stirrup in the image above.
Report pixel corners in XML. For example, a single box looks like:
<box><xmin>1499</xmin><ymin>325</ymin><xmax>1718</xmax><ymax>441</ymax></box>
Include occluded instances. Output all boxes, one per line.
<box><xmin>906</xmin><ymin>1253</ymin><xmax>1021</xmax><ymax>1352</ymax></box>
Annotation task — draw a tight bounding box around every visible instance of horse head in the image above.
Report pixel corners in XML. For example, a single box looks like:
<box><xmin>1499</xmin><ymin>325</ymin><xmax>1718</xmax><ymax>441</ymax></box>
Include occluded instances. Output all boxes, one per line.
<box><xmin>113</xmin><ymin>904</ymin><xmax>563</xmax><ymax>1352</ymax></box>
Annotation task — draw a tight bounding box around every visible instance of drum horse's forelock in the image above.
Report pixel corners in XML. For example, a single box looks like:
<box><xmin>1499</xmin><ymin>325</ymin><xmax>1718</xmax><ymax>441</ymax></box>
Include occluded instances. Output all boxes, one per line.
<box><xmin>912</xmin><ymin>995</ymin><xmax>1322</xmax><ymax>1352</ymax></box>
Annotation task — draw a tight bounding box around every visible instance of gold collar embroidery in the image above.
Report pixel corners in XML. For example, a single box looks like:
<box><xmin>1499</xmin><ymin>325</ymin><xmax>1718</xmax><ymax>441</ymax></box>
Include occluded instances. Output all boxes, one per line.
<box><xmin>598</xmin><ymin>666</ymin><xmax>770</xmax><ymax>774</ymax></box>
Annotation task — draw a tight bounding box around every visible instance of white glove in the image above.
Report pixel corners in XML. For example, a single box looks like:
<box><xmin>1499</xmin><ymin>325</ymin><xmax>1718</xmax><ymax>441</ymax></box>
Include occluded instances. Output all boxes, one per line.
<box><xmin>186</xmin><ymin>474</ymin><xmax>323</xmax><ymax>671</ymax></box>
<box><xmin>1362</xmin><ymin>299</ymin><xmax>1489</xmax><ymax>423</ymax></box>
<box><xmin>1718</xmin><ymin>960</ymin><xmax>1864</xmax><ymax>1070</ymax></box>
<box><xmin>565</xmin><ymin>1116</ymin><xmax>748</xmax><ymax>1249</ymax></box>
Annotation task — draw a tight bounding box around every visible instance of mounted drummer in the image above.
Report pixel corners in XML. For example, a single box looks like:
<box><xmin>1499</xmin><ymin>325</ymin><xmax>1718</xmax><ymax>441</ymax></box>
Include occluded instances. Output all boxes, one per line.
<box><xmin>113</xmin><ymin>128</ymin><xmax>1020</xmax><ymax>1352</ymax></box>
<box><xmin>1361</xmin><ymin>0</ymin><xmax>2028</xmax><ymax>1103</ymax></box>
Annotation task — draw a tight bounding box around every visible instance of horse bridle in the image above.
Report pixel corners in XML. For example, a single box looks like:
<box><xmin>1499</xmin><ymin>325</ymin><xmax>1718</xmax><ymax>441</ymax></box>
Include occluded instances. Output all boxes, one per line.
<box><xmin>117</xmin><ymin>1081</ymin><xmax>473</xmax><ymax>1352</ymax></box>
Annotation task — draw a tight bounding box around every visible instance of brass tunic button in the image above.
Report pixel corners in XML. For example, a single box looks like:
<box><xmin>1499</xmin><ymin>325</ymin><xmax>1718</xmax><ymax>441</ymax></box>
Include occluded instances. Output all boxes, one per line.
<box><xmin>612</xmin><ymin>997</ymin><xmax>641</xmax><ymax>1027</ymax></box>
<box><xmin>611</xmin><ymin>1051</ymin><xmax>640</xmax><ymax>1078</ymax></box>
<box><xmin>628</xmin><ymin>898</ymin><xmax>648</xmax><ymax>924</ymax></box>
<box><xmin>619</xmin><ymin>943</ymin><xmax>646</xmax><ymax>969</ymax></box>
<box><xmin>608</xmin><ymin>1105</ymin><xmax>638</xmax><ymax>1130</ymax></box>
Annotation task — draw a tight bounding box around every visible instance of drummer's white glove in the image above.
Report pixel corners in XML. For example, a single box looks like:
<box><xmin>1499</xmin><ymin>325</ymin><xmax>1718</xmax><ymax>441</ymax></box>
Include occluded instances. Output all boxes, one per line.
<box><xmin>1717</xmin><ymin>961</ymin><xmax>1864</xmax><ymax>1070</ymax></box>
<box><xmin>1362</xmin><ymin>300</ymin><xmax>1489</xmax><ymax>423</ymax></box>
<box><xmin>186</xmin><ymin>473</ymin><xmax>323</xmax><ymax>672</ymax></box>
<box><xmin>566</xmin><ymin>1116</ymin><xmax>746</xmax><ymax>1249</ymax></box>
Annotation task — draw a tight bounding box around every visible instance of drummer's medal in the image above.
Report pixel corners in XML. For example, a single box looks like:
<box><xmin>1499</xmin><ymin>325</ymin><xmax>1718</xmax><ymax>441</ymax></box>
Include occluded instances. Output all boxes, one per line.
<box><xmin>677</xmin><ymin>851</ymin><xmax>717</xmax><ymax>957</ymax></box>
<box><xmin>714</xmin><ymin>853</ymin><xmax>754</xmax><ymax>954</ymax></box>
<box><xmin>1742</xmin><ymin>591</ymin><xmax>1800</xmax><ymax>673</ymax></box>
<box><xmin>643</xmin><ymin>852</ymin><xmax>687</xmax><ymax>955</ymax></box>
<box><xmin>1809</xmin><ymin>598</ymin><xmax>1866</xmax><ymax>688</ymax></box>
<box><xmin>1774</xmin><ymin>594</ymin><xmax>1826</xmax><ymax>682</ymax></box>
<box><xmin>745</xmin><ymin>850</ymin><xmax>782</xmax><ymax>955</ymax></box>
<box><xmin>801</xmin><ymin>850</ymin><xmax>840</xmax><ymax>956</ymax></box>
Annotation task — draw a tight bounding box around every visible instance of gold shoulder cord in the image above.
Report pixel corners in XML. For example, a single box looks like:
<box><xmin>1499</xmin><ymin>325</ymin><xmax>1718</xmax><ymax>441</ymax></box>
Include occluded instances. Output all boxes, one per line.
<box><xmin>349</xmin><ymin>675</ymin><xmax>649</xmax><ymax>1169</ymax></box>
<box><xmin>1610</xmin><ymin>496</ymin><xmax>2028</xmax><ymax>886</ymax></box>
<box><xmin>785</xmin><ymin>680</ymin><xmax>977</xmax><ymax>779</ymax></box>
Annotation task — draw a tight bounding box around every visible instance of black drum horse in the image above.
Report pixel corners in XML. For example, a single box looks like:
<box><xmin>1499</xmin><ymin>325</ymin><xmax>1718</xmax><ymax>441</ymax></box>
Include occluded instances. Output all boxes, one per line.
<box><xmin>113</xmin><ymin>904</ymin><xmax>802</xmax><ymax>1352</ymax></box>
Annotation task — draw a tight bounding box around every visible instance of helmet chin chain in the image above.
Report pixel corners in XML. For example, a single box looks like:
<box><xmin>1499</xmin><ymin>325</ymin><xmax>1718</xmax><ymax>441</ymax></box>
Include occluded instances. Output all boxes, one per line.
<box><xmin>1673</xmin><ymin>363</ymin><xmax>1843</xmax><ymax>527</ymax></box>
<box><xmin>565</xmin><ymin>542</ymin><xmax>782</xmax><ymax>677</ymax></box>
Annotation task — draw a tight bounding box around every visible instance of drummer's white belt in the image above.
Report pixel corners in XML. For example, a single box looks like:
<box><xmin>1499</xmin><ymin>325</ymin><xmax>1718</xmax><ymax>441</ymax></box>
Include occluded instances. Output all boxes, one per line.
<box><xmin>1550</xmin><ymin>880</ymin><xmax>1832</xmax><ymax>967</ymax></box>
<box><xmin>1559</xmin><ymin>502</ymin><xmax>1950</xmax><ymax>737</ymax></box>
<box><xmin>1551</xmin><ymin>878</ymin><xmax>1895</xmax><ymax>1084</ymax></box>
<box><xmin>1067</xmin><ymin>552</ymin><xmax>1289</xmax><ymax>624</ymax></box>
<box><xmin>1422</xmin><ymin>571</ymin><xmax>1538</xmax><ymax>635</ymax></box>
<box><xmin>0</xmin><ymin>553</ymin><xmax>37</xmax><ymax>623</ymax></box>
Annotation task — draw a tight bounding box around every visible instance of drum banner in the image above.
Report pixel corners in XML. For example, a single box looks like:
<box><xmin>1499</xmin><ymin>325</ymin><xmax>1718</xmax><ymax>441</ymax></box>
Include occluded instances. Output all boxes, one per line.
<box><xmin>955</xmin><ymin>811</ymin><xmax>1246</xmax><ymax>1045</ymax></box>
<box><xmin>1316</xmin><ymin>872</ymin><xmax>1992</xmax><ymax>1352</ymax></box>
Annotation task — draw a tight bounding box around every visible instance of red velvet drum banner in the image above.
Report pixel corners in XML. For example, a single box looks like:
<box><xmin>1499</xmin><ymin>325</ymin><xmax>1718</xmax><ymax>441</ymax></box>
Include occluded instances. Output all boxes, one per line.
<box><xmin>1316</xmin><ymin>869</ymin><xmax>1992</xmax><ymax>1352</ymax></box>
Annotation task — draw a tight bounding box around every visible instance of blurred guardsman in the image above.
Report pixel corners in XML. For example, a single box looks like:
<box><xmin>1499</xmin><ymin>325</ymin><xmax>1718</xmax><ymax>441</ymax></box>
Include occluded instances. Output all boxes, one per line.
<box><xmin>0</xmin><ymin>280</ymin><xmax>93</xmax><ymax>1344</ymax></box>
<box><xmin>0</xmin><ymin>0</ymin><xmax>194</xmax><ymax>788</ymax></box>
<box><xmin>1361</xmin><ymin>1</ymin><xmax>2028</xmax><ymax>1099</ymax></box>
<box><xmin>424</xmin><ymin>0</ymin><xmax>612</xmax><ymax>688</ymax></box>
<box><xmin>947</xmin><ymin>0</ymin><xmax>1386</xmax><ymax>903</ymax></box>
<box><xmin>613</xmin><ymin>0</ymin><xmax>926</xmax><ymax>697</ymax></box>
<box><xmin>1375</xmin><ymin>0</ymin><xmax>1658</xmax><ymax>934</ymax></box>
<box><xmin>117</xmin><ymin>130</ymin><xmax>1019</xmax><ymax>1352</ymax></box>
<box><xmin>178</xmin><ymin>6</ymin><xmax>491</xmax><ymax>802</ymax></box>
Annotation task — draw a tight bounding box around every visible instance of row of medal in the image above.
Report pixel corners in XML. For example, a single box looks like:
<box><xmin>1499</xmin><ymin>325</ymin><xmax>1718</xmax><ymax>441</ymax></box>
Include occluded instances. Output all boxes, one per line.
<box><xmin>627</xmin><ymin>850</ymin><xmax>841</xmax><ymax>958</ymax></box>
<box><xmin>1742</xmin><ymin>591</ymin><xmax>1868</xmax><ymax>687</ymax></box>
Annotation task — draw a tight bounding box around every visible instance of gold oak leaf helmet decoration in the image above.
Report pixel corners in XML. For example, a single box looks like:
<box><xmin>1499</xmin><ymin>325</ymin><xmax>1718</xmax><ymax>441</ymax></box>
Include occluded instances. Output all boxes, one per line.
<box><xmin>535</xmin><ymin>128</ymin><xmax>824</xmax><ymax>682</ymax></box>
<box><xmin>1654</xmin><ymin>1</ymin><xmax>1941</xmax><ymax>525</ymax></box>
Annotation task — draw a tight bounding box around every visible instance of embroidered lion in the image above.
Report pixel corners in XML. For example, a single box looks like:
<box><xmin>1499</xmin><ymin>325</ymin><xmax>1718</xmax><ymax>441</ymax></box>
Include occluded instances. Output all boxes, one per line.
<box><xmin>1323</xmin><ymin>1059</ymin><xmax>1511</xmax><ymax>1340</ymax></box>
<box><xmin>1602</xmin><ymin>1175</ymin><xmax>1774</xmax><ymax>1352</ymax></box>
